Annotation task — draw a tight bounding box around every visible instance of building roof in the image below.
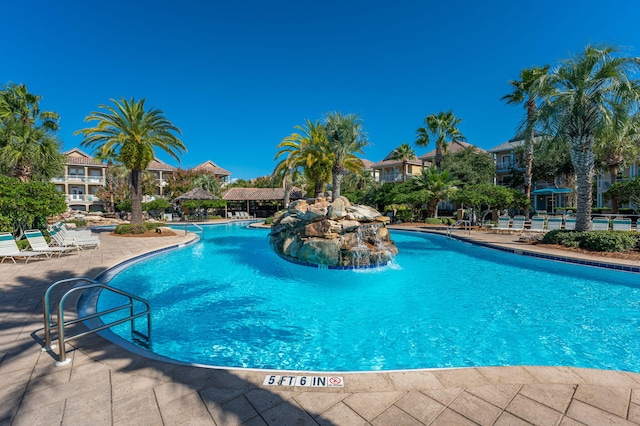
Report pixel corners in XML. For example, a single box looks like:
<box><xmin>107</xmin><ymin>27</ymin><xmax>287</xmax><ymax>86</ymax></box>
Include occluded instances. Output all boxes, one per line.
<box><xmin>361</xmin><ymin>159</ymin><xmax>375</xmax><ymax>170</ymax></box>
<box><xmin>193</xmin><ymin>160</ymin><xmax>232</xmax><ymax>176</ymax></box>
<box><xmin>63</xmin><ymin>148</ymin><xmax>106</xmax><ymax>167</ymax></box>
<box><xmin>148</xmin><ymin>157</ymin><xmax>177</xmax><ymax>172</ymax></box>
<box><xmin>371</xmin><ymin>158</ymin><xmax>423</xmax><ymax>168</ymax></box>
<box><xmin>222</xmin><ymin>187</ymin><xmax>304</xmax><ymax>201</ymax></box>
<box><xmin>488</xmin><ymin>131</ymin><xmax>547</xmax><ymax>153</ymax></box>
<box><xmin>419</xmin><ymin>140</ymin><xmax>483</xmax><ymax>160</ymax></box>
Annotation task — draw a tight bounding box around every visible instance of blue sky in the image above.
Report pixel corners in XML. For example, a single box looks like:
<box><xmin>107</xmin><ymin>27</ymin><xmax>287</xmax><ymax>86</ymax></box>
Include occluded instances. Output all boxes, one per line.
<box><xmin>3</xmin><ymin>0</ymin><xmax>640</xmax><ymax>179</ymax></box>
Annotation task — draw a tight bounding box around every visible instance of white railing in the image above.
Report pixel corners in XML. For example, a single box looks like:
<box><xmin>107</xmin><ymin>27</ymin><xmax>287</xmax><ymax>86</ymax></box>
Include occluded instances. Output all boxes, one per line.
<box><xmin>53</xmin><ymin>175</ymin><xmax>105</xmax><ymax>184</ymax></box>
<box><xmin>66</xmin><ymin>194</ymin><xmax>101</xmax><ymax>202</ymax></box>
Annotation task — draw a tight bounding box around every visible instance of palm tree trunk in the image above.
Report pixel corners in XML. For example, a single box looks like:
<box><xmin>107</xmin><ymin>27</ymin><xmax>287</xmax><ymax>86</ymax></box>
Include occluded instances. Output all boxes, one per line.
<box><xmin>331</xmin><ymin>166</ymin><xmax>343</xmax><ymax>201</ymax></box>
<box><xmin>402</xmin><ymin>160</ymin><xmax>407</xmax><ymax>181</ymax></box>
<box><xmin>523</xmin><ymin>104</ymin><xmax>535</xmax><ymax>217</ymax></box>
<box><xmin>435</xmin><ymin>144</ymin><xmax>443</xmax><ymax>169</ymax></box>
<box><xmin>314</xmin><ymin>180</ymin><xmax>324</xmax><ymax>199</ymax></box>
<box><xmin>568</xmin><ymin>136</ymin><xmax>595</xmax><ymax>231</ymax></box>
<box><xmin>130</xmin><ymin>169</ymin><xmax>144</xmax><ymax>224</ymax></box>
<box><xmin>608</xmin><ymin>163</ymin><xmax>620</xmax><ymax>213</ymax></box>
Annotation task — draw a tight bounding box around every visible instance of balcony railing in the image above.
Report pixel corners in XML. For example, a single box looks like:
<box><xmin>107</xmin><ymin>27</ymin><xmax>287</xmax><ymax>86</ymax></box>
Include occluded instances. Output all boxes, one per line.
<box><xmin>495</xmin><ymin>161</ymin><xmax>524</xmax><ymax>172</ymax></box>
<box><xmin>65</xmin><ymin>194</ymin><xmax>102</xmax><ymax>202</ymax></box>
<box><xmin>52</xmin><ymin>175</ymin><xmax>105</xmax><ymax>184</ymax></box>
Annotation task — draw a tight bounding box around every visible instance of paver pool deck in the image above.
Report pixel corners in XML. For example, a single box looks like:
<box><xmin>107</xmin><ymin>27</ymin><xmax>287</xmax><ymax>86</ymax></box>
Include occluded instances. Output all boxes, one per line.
<box><xmin>2</xmin><ymin>223</ymin><xmax>640</xmax><ymax>425</ymax></box>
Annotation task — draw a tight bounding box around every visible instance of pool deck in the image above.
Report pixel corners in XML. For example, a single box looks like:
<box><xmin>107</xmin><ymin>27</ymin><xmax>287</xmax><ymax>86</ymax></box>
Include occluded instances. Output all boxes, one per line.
<box><xmin>2</xmin><ymin>224</ymin><xmax>640</xmax><ymax>425</ymax></box>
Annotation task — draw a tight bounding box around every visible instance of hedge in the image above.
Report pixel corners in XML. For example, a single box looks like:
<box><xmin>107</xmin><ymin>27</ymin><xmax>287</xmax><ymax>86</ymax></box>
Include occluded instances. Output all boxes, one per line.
<box><xmin>542</xmin><ymin>229</ymin><xmax>640</xmax><ymax>252</ymax></box>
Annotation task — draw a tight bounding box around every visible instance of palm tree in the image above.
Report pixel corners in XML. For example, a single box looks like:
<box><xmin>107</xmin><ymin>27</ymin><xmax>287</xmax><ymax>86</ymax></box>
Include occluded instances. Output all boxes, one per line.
<box><xmin>0</xmin><ymin>83</ymin><xmax>64</xmax><ymax>182</ymax></box>
<box><xmin>389</xmin><ymin>143</ymin><xmax>417</xmax><ymax>181</ymax></box>
<box><xmin>536</xmin><ymin>45</ymin><xmax>640</xmax><ymax>231</ymax></box>
<box><xmin>595</xmin><ymin>109</ymin><xmax>640</xmax><ymax>212</ymax></box>
<box><xmin>275</xmin><ymin>120</ymin><xmax>331</xmax><ymax>198</ymax></box>
<box><xmin>193</xmin><ymin>173</ymin><xmax>222</xmax><ymax>196</ymax></box>
<box><xmin>75</xmin><ymin>98</ymin><xmax>185</xmax><ymax>225</ymax></box>
<box><xmin>502</xmin><ymin>66</ymin><xmax>550</xmax><ymax>217</ymax></box>
<box><xmin>323</xmin><ymin>112</ymin><xmax>368</xmax><ymax>201</ymax></box>
<box><xmin>413</xmin><ymin>168</ymin><xmax>460</xmax><ymax>218</ymax></box>
<box><xmin>416</xmin><ymin>111</ymin><xmax>465</xmax><ymax>169</ymax></box>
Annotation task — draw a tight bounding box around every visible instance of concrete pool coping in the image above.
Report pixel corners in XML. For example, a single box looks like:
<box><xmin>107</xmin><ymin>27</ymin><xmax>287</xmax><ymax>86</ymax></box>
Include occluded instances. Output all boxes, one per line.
<box><xmin>2</xmin><ymin>222</ymin><xmax>640</xmax><ymax>425</ymax></box>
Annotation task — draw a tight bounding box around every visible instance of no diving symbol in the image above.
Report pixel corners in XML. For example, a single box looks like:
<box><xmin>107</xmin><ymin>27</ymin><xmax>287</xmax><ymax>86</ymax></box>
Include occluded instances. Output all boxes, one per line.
<box><xmin>329</xmin><ymin>377</ymin><xmax>342</xmax><ymax>386</ymax></box>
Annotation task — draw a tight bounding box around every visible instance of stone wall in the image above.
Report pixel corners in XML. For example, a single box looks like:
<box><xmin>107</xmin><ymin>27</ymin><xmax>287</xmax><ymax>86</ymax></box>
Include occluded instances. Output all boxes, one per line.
<box><xmin>269</xmin><ymin>197</ymin><xmax>398</xmax><ymax>268</ymax></box>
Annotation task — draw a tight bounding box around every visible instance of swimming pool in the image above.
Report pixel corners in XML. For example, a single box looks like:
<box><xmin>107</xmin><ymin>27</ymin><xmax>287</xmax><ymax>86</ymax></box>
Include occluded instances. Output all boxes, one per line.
<box><xmin>97</xmin><ymin>222</ymin><xmax>640</xmax><ymax>372</ymax></box>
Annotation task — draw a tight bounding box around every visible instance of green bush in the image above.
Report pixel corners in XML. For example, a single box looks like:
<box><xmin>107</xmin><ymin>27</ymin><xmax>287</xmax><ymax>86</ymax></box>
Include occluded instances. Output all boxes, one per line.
<box><xmin>424</xmin><ymin>218</ymin><xmax>443</xmax><ymax>225</ymax></box>
<box><xmin>580</xmin><ymin>231</ymin><xmax>639</xmax><ymax>252</ymax></box>
<box><xmin>114</xmin><ymin>222</ymin><xmax>162</xmax><ymax>235</ymax></box>
<box><xmin>542</xmin><ymin>229</ymin><xmax>640</xmax><ymax>252</ymax></box>
<box><xmin>264</xmin><ymin>217</ymin><xmax>274</xmax><ymax>225</ymax></box>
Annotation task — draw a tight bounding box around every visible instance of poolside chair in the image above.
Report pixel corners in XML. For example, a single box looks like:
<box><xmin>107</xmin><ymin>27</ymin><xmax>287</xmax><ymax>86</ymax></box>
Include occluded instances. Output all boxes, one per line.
<box><xmin>510</xmin><ymin>215</ymin><xmax>526</xmax><ymax>233</ymax></box>
<box><xmin>492</xmin><ymin>216</ymin><xmax>511</xmax><ymax>232</ymax></box>
<box><xmin>49</xmin><ymin>228</ymin><xmax>100</xmax><ymax>250</ymax></box>
<box><xmin>591</xmin><ymin>217</ymin><xmax>610</xmax><ymax>231</ymax></box>
<box><xmin>612</xmin><ymin>218</ymin><xmax>632</xmax><ymax>231</ymax></box>
<box><xmin>226</xmin><ymin>212</ymin><xmax>233</xmax><ymax>219</ymax></box>
<box><xmin>0</xmin><ymin>232</ymin><xmax>49</xmax><ymax>263</ymax></box>
<box><xmin>546</xmin><ymin>217</ymin><xmax>563</xmax><ymax>231</ymax></box>
<box><xmin>24</xmin><ymin>229</ymin><xmax>78</xmax><ymax>256</ymax></box>
<box><xmin>50</xmin><ymin>222</ymin><xmax>94</xmax><ymax>238</ymax></box>
<box><xmin>564</xmin><ymin>218</ymin><xmax>577</xmax><ymax>230</ymax></box>
<box><xmin>527</xmin><ymin>216</ymin><xmax>546</xmax><ymax>233</ymax></box>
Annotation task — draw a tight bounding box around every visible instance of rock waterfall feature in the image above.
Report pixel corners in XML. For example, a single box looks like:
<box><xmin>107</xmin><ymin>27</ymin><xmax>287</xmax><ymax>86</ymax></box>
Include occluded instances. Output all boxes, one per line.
<box><xmin>269</xmin><ymin>197</ymin><xmax>398</xmax><ymax>269</ymax></box>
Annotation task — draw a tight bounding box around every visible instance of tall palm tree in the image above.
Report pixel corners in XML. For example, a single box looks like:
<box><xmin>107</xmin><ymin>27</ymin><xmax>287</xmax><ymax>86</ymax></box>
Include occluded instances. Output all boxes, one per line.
<box><xmin>502</xmin><ymin>65</ymin><xmax>550</xmax><ymax>217</ymax></box>
<box><xmin>413</xmin><ymin>167</ymin><xmax>460</xmax><ymax>218</ymax></box>
<box><xmin>323</xmin><ymin>112</ymin><xmax>368</xmax><ymax>201</ymax></box>
<box><xmin>193</xmin><ymin>173</ymin><xmax>222</xmax><ymax>196</ymax></box>
<box><xmin>275</xmin><ymin>120</ymin><xmax>331</xmax><ymax>198</ymax></box>
<box><xmin>0</xmin><ymin>83</ymin><xmax>64</xmax><ymax>182</ymax></box>
<box><xmin>75</xmin><ymin>98</ymin><xmax>185</xmax><ymax>225</ymax></box>
<box><xmin>389</xmin><ymin>143</ymin><xmax>417</xmax><ymax>181</ymax></box>
<box><xmin>416</xmin><ymin>111</ymin><xmax>465</xmax><ymax>169</ymax></box>
<box><xmin>536</xmin><ymin>45</ymin><xmax>640</xmax><ymax>231</ymax></box>
<box><xmin>595</xmin><ymin>109</ymin><xmax>640</xmax><ymax>212</ymax></box>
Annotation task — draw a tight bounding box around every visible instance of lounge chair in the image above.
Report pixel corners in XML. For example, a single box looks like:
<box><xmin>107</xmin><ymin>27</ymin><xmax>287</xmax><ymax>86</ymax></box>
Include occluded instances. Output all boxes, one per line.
<box><xmin>546</xmin><ymin>217</ymin><xmax>563</xmax><ymax>231</ymax></box>
<box><xmin>493</xmin><ymin>216</ymin><xmax>511</xmax><ymax>232</ymax></box>
<box><xmin>24</xmin><ymin>229</ymin><xmax>78</xmax><ymax>256</ymax></box>
<box><xmin>226</xmin><ymin>212</ymin><xmax>233</xmax><ymax>219</ymax></box>
<box><xmin>527</xmin><ymin>216</ymin><xmax>546</xmax><ymax>233</ymax></box>
<box><xmin>49</xmin><ymin>228</ymin><xmax>100</xmax><ymax>250</ymax></box>
<box><xmin>49</xmin><ymin>223</ymin><xmax>94</xmax><ymax>238</ymax></box>
<box><xmin>612</xmin><ymin>218</ymin><xmax>632</xmax><ymax>231</ymax></box>
<box><xmin>564</xmin><ymin>218</ymin><xmax>577</xmax><ymax>230</ymax></box>
<box><xmin>0</xmin><ymin>232</ymin><xmax>49</xmax><ymax>263</ymax></box>
<box><xmin>591</xmin><ymin>218</ymin><xmax>610</xmax><ymax>231</ymax></box>
<box><xmin>511</xmin><ymin>215</ymin><xmax>526</xmax><ymax>233</ymax></box>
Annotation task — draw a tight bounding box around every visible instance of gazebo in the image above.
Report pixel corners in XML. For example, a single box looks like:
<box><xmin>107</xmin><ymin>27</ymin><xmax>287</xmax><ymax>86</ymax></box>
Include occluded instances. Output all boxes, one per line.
<box><xmin>173</xmin><ymin>188</ymin><xmax>220</xmax><ymax>220</ymax></box>
<box><xmin>222</xmin><ymin>187</ymin><xmax>304</xmax><ymax>218</ymax></box>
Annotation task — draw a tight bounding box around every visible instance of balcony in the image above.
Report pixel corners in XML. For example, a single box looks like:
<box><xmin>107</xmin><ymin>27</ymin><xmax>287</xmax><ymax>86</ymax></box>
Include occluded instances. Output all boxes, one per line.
<box><xmin>55</xmin><ymin>175</ymin><xmax>106</xmax><ymax>184</ymax></box>
<box><xmin>65</xmin><ymin>194</ymin><xmax>102</xmax><ymax>202</ymax></box>
<box><xmin>495</xmin><ymin>161</ymin><xmax>524</xmax><ymax>172</ymax></box>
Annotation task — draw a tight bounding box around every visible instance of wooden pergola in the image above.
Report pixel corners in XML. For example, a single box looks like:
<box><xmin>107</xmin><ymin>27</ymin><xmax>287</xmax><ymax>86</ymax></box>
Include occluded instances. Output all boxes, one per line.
<box><xmin>222</xmin><ymin>187</ymin><xmax>304</xmax><ymax>218</ymax></box>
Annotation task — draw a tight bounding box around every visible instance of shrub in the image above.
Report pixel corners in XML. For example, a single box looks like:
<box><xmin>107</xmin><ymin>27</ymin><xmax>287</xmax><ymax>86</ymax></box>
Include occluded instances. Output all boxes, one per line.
<box><xmin>580</xmin><ymin>231</ymin><xmax>639</xmax><ymax>252</ymax></box>
<box><xmin>542</xmin><ymin>229</ymin><xmax>640</xmax><ymax>252</ymax></box>
<box><xmin>114</xmin><ymin>222</ymin><xmax>161</xmax><ymax>234</ymax></box>
<box><xmin>65</xmin><ymin>219</ymin><xmax>87</xmax><ymax>228</ymax></box>
<box><xmin>264</xmin><ymin>217</ymin><xmax>274</xmax><ymax>225</ymax></box>
<box><xmin>424</xmin><ymin>218</ymin><xmax>443</xmax><ymax>225</ymax></box>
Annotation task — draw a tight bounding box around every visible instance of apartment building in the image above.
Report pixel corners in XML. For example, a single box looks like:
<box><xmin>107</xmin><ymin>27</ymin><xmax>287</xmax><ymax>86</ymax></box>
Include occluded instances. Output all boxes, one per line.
<box><xmin>54</xmin><ymin>150</ymin><xmax>232</xmax><ymax>212</ymax></box>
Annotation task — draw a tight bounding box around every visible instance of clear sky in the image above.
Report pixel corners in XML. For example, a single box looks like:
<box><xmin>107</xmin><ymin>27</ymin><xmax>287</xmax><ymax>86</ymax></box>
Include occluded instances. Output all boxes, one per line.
<box><xmin>3</xmin><ymin>0</ymin><xmax>640</xmax><ymax>179</ymax></box>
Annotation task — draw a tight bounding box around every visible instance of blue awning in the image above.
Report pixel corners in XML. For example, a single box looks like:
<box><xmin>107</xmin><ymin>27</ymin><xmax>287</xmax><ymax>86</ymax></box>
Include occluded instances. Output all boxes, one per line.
<box><xmin>532</xmin><ymin>188</ymin><xmax>573</xmax><ymax>195</ymax></box>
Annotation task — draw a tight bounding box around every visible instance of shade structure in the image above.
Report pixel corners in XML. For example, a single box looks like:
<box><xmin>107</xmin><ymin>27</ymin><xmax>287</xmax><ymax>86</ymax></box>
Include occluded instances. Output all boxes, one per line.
<box><xmin>173</xmin><ymin>188</ymin><xmax>220</xmax><ymax>220</ymax></box>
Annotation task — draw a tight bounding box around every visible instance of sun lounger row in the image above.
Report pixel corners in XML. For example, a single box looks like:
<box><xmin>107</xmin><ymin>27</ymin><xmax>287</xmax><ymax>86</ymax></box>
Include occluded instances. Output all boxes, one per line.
<box><xmin>493</xmin><ymin>216</ymin><xmax>635</xmax><ymax>233</ymax></box>
<box><xmin>226</xmin><ymin>212</ymin><xmax>253</xmax><ymax>219</ymax></box>
<box><xmin>0</xmin><ymin>230</ymin><xmax>81</xmax><ymax>264</ymax></box>
<box><xmin>47</xmin><ymin>223</ymin><xmax>100</xmax><ymax>249</ymax></box>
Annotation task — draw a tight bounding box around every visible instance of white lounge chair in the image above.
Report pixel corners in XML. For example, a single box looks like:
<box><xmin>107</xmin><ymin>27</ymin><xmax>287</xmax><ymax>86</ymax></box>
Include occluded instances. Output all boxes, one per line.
<box><xmin>25</xmin><ymin>230</ymin><xmax>78</xmax><ymax>256</ymax></box>
<box><xmin>591</xmin><ymin>218</ymin><xmax>610</xmax><ymax>231</ymax></box>
<box><xmin>546</xmin><ymin>217</ymin><xmax>563</xmax><ymax>231</ymax></box>
<box><xmin>493</xmin><ymin>216</ymin><xmax>511</xmax><ymax>232</ymax></box>
<box><xmin>0</xmin><ymin>232</ymin><xmax>49</xmax><ymax>264</ymax></box>
<box><xmin>527</xmin><ymin>216</ymin><xmax>546</xmax><ymax>233</ymax></box>
<box><xmin>511</xmin><ymin>215</ymin><xmax>526</xmax><ymax>233</ymax></box>
<box><xmin>612</xmin><ymin>218</ymin><xmax>632</xmax><ymax>231</ymax></box>
<box><xmin>49</xmin><ymin>228</ymin><xmax>100</xmax><ymax>250</ymax></box>
<box><xmin>564</xmin><ymin>218</ymin><xmax>577</xmax><ymax>230</ymax></box>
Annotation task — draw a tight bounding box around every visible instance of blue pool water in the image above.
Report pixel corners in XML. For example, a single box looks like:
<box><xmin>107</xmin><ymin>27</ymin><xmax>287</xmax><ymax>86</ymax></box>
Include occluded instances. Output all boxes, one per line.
<box><xmin>98</xmin><ymin>222</ymin><xmax>640</xmax><ymax>372</ymax></box>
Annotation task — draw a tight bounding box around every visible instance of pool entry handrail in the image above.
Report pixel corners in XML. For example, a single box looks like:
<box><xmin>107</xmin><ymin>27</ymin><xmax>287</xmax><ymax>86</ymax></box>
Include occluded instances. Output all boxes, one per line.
<box><xmin>42</xmin><ymin>277</ymin><xmax>152</xmax><ymax>366</ymax></box>
<box><xmin>447</xmin><ymin>220</ymin><xmax>471</xmax><ymax>237</ymax></box>
<box><xmin>173</xmin><ymin>222</ymin><xmax>204</xmax><ymax>239</ymax></box>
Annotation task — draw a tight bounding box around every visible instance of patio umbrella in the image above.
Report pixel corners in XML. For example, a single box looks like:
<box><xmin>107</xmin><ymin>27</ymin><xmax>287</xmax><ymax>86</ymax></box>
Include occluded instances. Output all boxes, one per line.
<box><xmin>173</xmin><ymin>188</ymin><xmax>219</xmax><ymax>221</ymax></box>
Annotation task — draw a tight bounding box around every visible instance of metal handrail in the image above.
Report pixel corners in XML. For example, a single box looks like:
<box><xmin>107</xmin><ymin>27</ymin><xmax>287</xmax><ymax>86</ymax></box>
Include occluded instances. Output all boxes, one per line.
<box><xmin>447</xmin><ymin>220</ymin><xmax>471</xmax><ymax>237</ymax></box>
<box><xmin>42</xmin><ymin>277</ymin><xmax>151</xmax><ymax>366</ymax></box>
<box><xmin>172</xmin><ymin>222</ymin><xmax>204</xmax><ymax>238</ymax></box>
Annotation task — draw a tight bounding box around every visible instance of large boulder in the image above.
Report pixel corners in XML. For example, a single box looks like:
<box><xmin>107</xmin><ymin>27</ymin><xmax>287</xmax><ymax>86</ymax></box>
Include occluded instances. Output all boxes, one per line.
<box><xmin>270</xmin><ymin>198</ymin><xmax>398</xmax><ymax>268</ymax></box>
